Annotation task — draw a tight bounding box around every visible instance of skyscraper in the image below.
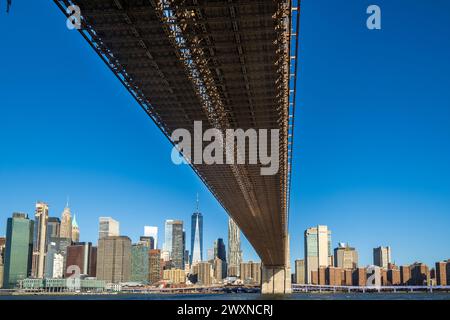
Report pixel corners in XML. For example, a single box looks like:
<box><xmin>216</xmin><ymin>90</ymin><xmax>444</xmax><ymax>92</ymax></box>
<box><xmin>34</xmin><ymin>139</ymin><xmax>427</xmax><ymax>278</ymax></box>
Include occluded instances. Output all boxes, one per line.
<box><xmin>190</xmin><ymin>197</ymin><xmax>203</xmax><ymax>265</ymax></box>
<box><xmin>144</xmin><ymin>226</ymin><xmax>158</xmax><ymax>249</ymax></box>
<box><xmin>46</xmin><ymin>217</ymin><xmax>61</xmax><ymax>243</ymax></box>
<box><xmin>172</xmin><ymin>221</ymin><xmax>184</xmax><ymax>269</ymax></box>
<box><xmin>3</xmin><ymin>213</ymin><xmax>34</xmax><ymax>288</ymax></box>
<box><xmin>60</xmin><ymin>203</ymin><xmax>72</xmax><ymax>239</ymax></box>
<box><xmin>98</xmin><ymin>217</ymin><xmax>119</xmax><ymax>239</ymax></box>
<box><xmin>163</xmin><ymin>219</ymin><xmax>184</xmax><ymax>269</ymax></box>
<box><xmin>334</xmin><ymin>243</ymin><xmax>358</xmax><ymax>269</ymax></box>
<box><xmin>32</xmin><ymin>202</ymin><xmax>49</xmax><ymax>278</ymax></box>
<box><xmin>148</xmin><ymin>249</ymin><xmax>161</xmax><ymax>284</ymax></box>
<box><xmin>227</xmin><ymin>217</ymin><xmax>242</xmax><ymax>277</ymax></box>
<box><xmin>294</xmin><ymin>259</ymin><xmax>305</xmax><ymax>284</ymax></box>
<box><xmin>96</xmin><ymin>236</ymin><xmax>131</xmax><ymax>283</ymax></box>
<box><xmin>139</xmin><ymin>236</ymin><xmax>155</xmax><ymax>249</ymax></box>
<box><xmin>44</xmin><ymin>237</ymin><xmax>71</xmax><ymax>278</ymax></box>
<box><xmin>373</xmin><ymin>246</ymin><xmax>391</xmax><ymax>269</ymax></box>
<box><xmin>66</xmin><ymin>242</ymin><xmax>97</xmax><ymax>277</ymax></box>
<box><xmin>214</xmin><ymin>238</ymin><xmax>226</xmax><ymax>262</ymax></box>
<box><xmin>131</xmin><ymin>243</ymin><xmax>149</xmax><ymax>283</ymax></box>
<box><xmin>71</xmin><ymin>214</ymin><xmax>80</xmax><ymax>243</ymax></box>
<box><xmin>304</xmin><ymin>225</ymin><xmax>332</xmax><ymax>284</ymax></box>
<box><xmin>163</xmin><ymin>220</ymin><xmax>173</xmax><ymax>255</ymax></box>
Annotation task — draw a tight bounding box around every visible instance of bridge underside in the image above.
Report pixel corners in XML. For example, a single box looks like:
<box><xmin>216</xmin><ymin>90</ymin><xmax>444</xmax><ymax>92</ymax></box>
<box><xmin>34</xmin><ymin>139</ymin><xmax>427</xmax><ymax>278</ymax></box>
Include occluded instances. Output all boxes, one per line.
<box><xmin>55</xmin><ymin>0</ymin><xmax>298</xmax><ymax>293</ymax></box>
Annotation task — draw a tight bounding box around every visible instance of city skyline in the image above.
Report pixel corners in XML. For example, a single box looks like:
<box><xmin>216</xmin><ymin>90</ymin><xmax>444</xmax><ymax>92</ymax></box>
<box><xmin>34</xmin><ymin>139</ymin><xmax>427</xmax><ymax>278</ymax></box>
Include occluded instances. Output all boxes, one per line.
<box><xmin>1</xmin><ymin>0</ymin><xmax>450</xmax><ymax>270</ymax></box>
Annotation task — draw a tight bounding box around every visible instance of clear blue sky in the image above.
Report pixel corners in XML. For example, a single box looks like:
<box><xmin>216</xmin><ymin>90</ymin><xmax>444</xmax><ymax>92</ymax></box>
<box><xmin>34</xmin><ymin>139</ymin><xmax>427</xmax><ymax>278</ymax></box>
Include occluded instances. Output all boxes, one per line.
<box><xmin>0</xmin><ymin>1</ymin><xmax>449</xmax><ymax>268</ymax></box>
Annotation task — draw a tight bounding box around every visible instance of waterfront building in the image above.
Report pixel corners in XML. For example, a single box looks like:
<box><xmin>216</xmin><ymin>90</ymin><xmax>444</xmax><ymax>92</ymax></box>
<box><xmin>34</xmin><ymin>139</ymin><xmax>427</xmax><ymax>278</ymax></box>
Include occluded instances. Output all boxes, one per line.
<box><xmin>66</xmin><ymin>242</ymin><xmax>97</xmax><ymax>277</ymax></box>
<box><xmin>197</xmin><ymin>262</ymin><xmax>213</xmax><ymax>286</ymax></box>
<box><xmin>373</xmin><ymin>246</ymin><xmax>391</xmax><ymax>269</ymax></box>
<box><xmin>318</xmin><ymin>266</ymin><xmax>326</xmax><ymax>285</ymax></box>
<box><xmin>227</xmin><ymin>217</ymin><xmax>242</xmax><ymax>277</ymax></box>
<box><xmin>294</xmin><ymin>259</ymin><xmax>305</xmax><ymax>284</ymax></box>
<box><xmin>163</xmin><ymin>268</ymin><xmax>186</xmax><ymax>284</ymax></box>
<box><xmin>344</xmin><ymin>269</ymin><xmax>353</xmax><ymax>286</ymax></box>
<box><xmin>131</xmin><ymin>243</ymin><xmax>149</xmax><ymax>283</ymax></box>
<box><xmin>239</xmin><ymin>261</ymin><xmax>261</xmax><ymax>285</ymax></box>
<box><xmin>400</xmin><ymin>265</ymin><xmax>411</xmax><ymax>285</ymax></box>
<box><xmin>32</xmin><ymin>202</ymin><xmax>49</xmax><ymax>278</ymax></box>
<box><xmin>326</xmin><ymin>266</ymin><xmax>343</xmax><ymax>286</ymax></box>
<box><xmin>435</xmin><ymin>260</ymin><xmax>449</xmax><ymax>286</ymax></box>
<box><xmin>352</xmin><ymin>267</ymin><xmax>367</xmax><ymax>286</ymax></box>
<box><xmin>96</xmin><ymin>236</ymin><xmax>131</xmax><ymax>283</ymax></box>
<box><xmin>304</xmin><ymin>225</ymin><xmax>332</xmax><ymax>283</ymax></box>
<box><xmin>60</xmin><ymin>203</ymin><xmax>72</xmax><ymax>239</ymax></box>
<box><xmin>190</xmin><ymin>199</ymin><xmax>203</xmax><ymax>265</ymax></box>
<box><xmin>334</xmin><ymin>243</ymin><xmax>358</xmax><ymax>269</ymax></box>
<box><xmin>144</xmin><ymin>226</ymin><xmax>158</xmax><ymax>249</ymax></box>
<box><xmin>71</xmin><ymin>215</ymin><xmax>80</xmax><ymax>243</ymax></box>
<box><xmin>388</xmin><ymin>268</ymin><xmax>401</xmax><ymax>285</ymax></box>
<box><xmin>44</xmin><ymin>238</ymin><xmax>71</xmax><ymax>278</ymax></box>
<box><xmin>410</xmin><ymin>262</ymin><xmax>430</xmax><ymax>286</ymax></box>
<box><xmin>148</xmin><ymin>249</ymin><xmax>161</xmax><ymax>284</ymax></box>
<box><xmin>3</xmin><ymin>213</ymin><xmax>34</xmax><ymax>288</ymax></box>
<box><xmin>98</xmin><ymin>217</ymin><xmax>119</xmax><ymax>239</ymax></box>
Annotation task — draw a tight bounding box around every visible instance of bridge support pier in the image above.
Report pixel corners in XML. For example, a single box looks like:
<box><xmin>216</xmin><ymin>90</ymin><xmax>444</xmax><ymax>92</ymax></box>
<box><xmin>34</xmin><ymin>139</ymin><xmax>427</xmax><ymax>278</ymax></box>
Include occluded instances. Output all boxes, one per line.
<box><xmin>261</xmin><ymin>265</ymin><xmax>292</xmax><ymax>294</ymax></box>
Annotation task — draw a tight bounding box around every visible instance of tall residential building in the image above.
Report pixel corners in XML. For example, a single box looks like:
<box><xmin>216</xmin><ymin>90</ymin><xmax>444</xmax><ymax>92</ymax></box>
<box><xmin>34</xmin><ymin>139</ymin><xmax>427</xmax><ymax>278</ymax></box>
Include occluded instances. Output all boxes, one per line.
<box><xmin>3</xmin><ymin>213</ymin><xmax>34</xmax><ymax>288</ymax></box>
<box><xmin>197</xmin><ymin>261</ymin><xmax>213</xmax><ymax>286</ymax></box>
<box><xmin>435</xmin><ymin>260</ymin><xmax>449</xmax><ymax>286</ymax></box>
<box><xmin>190</xmin><ymin>200</ymin><xmax>203</xmax><ymax>265</ymax></box>
<box><xmin>214</xmin><ymin>238</ymin><xmax>226</xmax><ymax>262</ymax></box>
<box><xmin>410</xmin><ymin>262</ymin><xmax>430</xmax><ymax>286</ymax></box>
<box><xmin>294</xmin><ymin>259</ymin><xmax>305</xmax><ymax>284</ymax></box>
<box><xmin>213</xmin><ymin>257</ymin><xmax>227</xmax><ymax>282</ymax></box>
<box><xmin>144</xmin><ymin>226</ymin><xmax>158</xmax><ymax>249</ymax></box>
<box><xmin>239</xmin><ymin>261</ymin><xmax>261</xmax><ymax>285</ymax></box>
<box><xmin>66</xmin><ymin>242</ymin><xmax>97</xmax><ymax>277</ymax></box>
<box><xmin>44</xmin><ymin>237</ymin><xmax>71</xmax><ymax>278</ymax></box>
<box><xmin>373</xmin><ymin>246</ymin><xmax>391</xmax><ymax>269</ymax></box>
<box><xmin>98</xmin><ymin>217</ymin><xmax>120</xmax><ymax>239</ymax></box>
<box><xmin>148</xmin><ymin>249</ymin><xmax>161</xmax><ymax>284</ymax></box>
<box><xmin>71</xmin><ymin>214</ymin><xmax>80</xmax><ymax>243</ymax></box>
<box><xmin>96</xmin><ymin>236</ymin><xmax>131</xmax><ymax>283</ymax></box>
<box><xmin>60</xmin><ymin>203</ymin><xmax>72</xmax><ymax>239</ymax></box>
<box><xmin>46</xmin><ymin>217</ymin><xmax>61</xmax><ymax>244</ymax></box>
<box><xmin>227</xmin><ymin>217</ymin><xmax>242</xmax><ymax>277</ymax></box>
<box><xmin>131</xmin><ymin>243</ymin><xmax>149</xmax><ymax>283</ymax></box>
<box><xmin>163</xmin><ymin>268</ymin><xmax>186</xmax><ymax>284</ymax></box>
<box><xmin>304</xmin><ymin>225</ymin><xmax>332</xmax><ymax>284</ymax></box>
<box><xmin>400</xmin><ymin>265</ymin><xmax>411</xmax><ymax>285</ymax></box>
<box><xmin>32</xmin><ymin>202</ymin><xmax>49</xmax><ymax>278</ymax></box>
<box><xmin>164</xmin><ymin>220</ymin><xmax>184</xmax><ymax>269</ymax></box>
<box><xmin>334</xmin><ymin>243</ymin><xmax>358</xmax><ymax>269</ymax></box>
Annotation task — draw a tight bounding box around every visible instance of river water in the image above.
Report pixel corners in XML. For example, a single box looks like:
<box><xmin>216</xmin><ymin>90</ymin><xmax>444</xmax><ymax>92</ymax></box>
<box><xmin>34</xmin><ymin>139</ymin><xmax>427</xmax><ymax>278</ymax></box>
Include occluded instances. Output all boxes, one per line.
<box><xmin>0</xmin><ymin>292</ymin><xmax>449</xmax><ymax>300</ymax></box>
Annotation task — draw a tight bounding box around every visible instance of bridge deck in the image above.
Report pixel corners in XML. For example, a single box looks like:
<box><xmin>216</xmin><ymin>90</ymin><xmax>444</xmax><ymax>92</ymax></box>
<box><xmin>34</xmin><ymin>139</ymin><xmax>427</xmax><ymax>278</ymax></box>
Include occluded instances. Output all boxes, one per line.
<box><xmin>55</xmin><ymin>0</ymin><xmax>299</xmax><ymax>266</ymax></box>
